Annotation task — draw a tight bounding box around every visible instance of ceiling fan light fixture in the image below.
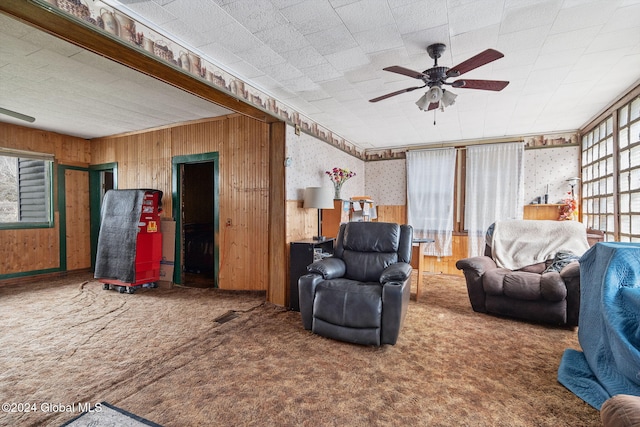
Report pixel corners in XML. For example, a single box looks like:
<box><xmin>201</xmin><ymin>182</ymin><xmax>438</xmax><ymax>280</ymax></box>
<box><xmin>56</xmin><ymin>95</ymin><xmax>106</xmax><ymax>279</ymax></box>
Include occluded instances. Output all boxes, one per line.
<box><xmin>441</xmin><ymin>90</ymin><xmax>457</xmax><ymax>108</ymax></box>
<box><xmin>415</xmin><ymin>93</ymin><xmax>431</xmax><ymax>111</ymax></box>
<box><xmin>426</xmin><ymin>86</ymin><xmax>443</xmax><ymax>103</ymax></box>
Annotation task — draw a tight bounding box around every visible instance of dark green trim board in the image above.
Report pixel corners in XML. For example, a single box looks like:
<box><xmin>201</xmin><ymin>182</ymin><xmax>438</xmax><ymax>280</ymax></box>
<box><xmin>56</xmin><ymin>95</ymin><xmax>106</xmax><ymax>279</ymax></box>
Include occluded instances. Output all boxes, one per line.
<box><xmin>89</xmin><ymin>163</ymin><xmax>117</xmax><ymax>269</ymax></box>
<box><xmin>57</xmin><ymin>164</ymin><xmax>89</xmax><ymax>272</ymax></box>
<box><xmin>171</xmin><ymin>153</ymin><xmax>220</xmax><ymax>287</ymax></box>
<box><xmin>0</xmin><ymin>268</ymin><xmax>61</xmax><ymax>281</ymax></box>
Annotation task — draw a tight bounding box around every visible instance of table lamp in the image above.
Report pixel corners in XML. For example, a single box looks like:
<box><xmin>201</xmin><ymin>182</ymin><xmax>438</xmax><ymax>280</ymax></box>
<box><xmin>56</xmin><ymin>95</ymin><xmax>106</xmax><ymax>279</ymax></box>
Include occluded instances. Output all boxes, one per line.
<box><xmin>303</xmin><ymin>186</ymin><xmax>334</xmax><ymax>240</ymax></box>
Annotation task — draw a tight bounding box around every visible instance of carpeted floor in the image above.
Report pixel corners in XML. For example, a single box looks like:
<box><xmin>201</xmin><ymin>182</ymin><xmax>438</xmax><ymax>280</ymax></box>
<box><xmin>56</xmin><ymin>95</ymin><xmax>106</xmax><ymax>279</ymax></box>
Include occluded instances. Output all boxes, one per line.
<box><xmin>0</xmin><ymin>272</ymin><xmax>600</xmax><ymax>426</ymax></box>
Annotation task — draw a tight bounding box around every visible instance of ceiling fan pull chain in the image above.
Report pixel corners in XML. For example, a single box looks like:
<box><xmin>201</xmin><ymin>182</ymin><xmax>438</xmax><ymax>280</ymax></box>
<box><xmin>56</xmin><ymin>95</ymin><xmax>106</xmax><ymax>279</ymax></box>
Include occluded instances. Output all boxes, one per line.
<box><xmin>433</xmin><ymin>109</ymin><xmax>437</xmax><ymax>126</ymax></box>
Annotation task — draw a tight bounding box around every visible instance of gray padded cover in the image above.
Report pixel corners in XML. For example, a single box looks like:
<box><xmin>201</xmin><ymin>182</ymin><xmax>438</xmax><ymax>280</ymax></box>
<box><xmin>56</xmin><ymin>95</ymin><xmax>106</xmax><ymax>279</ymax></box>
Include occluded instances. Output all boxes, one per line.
<box><xmin>94</xmin><ymin>189</ymin><xmax>145</xmax><ymax>283</ymax></box>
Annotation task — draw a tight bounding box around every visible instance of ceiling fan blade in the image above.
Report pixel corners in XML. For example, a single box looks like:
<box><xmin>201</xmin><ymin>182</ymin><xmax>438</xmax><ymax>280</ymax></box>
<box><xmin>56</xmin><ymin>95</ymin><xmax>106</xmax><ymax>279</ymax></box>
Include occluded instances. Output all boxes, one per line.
<box><xmin>383</xmin><ymin>66</ymin><xmax>426</xmax><ymax>79</ymax></box>
<box><xmin>369</xmin><ymin>85</ymin><xmax>426</xmax><ymax>102</ymax></box>
<box><xmin>446</xmin><ymin>49</ymin><xmax>504</xmax><ymax>77</ymax></box>
<box><xmin>427</xmin><ymin>102</ymin><xmax>439</xmax><ymax>111</ymax></box>
<box><xmin>451</xmin><ymin>79</ymin><xmax>509</xmax><ymax>91</ymax></box>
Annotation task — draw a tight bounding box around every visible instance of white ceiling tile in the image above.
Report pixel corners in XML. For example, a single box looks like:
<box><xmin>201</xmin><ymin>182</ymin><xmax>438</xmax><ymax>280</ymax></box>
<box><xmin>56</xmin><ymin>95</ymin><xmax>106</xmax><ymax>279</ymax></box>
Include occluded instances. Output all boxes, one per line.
<box><xmin>584</xmin><ymin>27</ymin><xmax>640</xmax><ymax>54</ymax></box>
<box><xmin>161</xmin><ymin>0</ymin><xmax>229</xmax><ymax>33</ymax></box>
<box><xmin>280</xmin><ymin>47</ymin><xmax>326</xmax><ymax>69</ymax></box>
<box><xmin>279</xmin><ymin>0</ymin><xmax>343</xmax><ymax>35</ymax></box>
<box><xmin>335</xmin><ymin>0</ymin><xmax>395</xmax><ymax>34</ymax></box>
<box><xmin>497</xmin><ymin>27</ymin><xmax>548</xmax><ymax>54</ymax></box>
<box><xmin>255</xmin><ymin>24</ymin><xmax>310</xmax><ymax>54</ymax></box>
<box><xmin>236</xmin><ymin>44</ymin><xmax>285</xmax><ymax>71</ymax></box>
<box><xmin>542</xmin><ymin>26</ymin><xmax>600</xmax><ymax>53</ymax></box>
<box><xmin>499</xmin><ymin>0</ymin><xmax>562</xmax><ymax>35</ymax></box>
<box><xmin>262</xmin><ymin>61</ymin><xmax>305</xmax><ymax>81</ymax></box>
<box><xmin>352</xmin><ymin>25</ymin><xmax>404</xmax><ymax>54</ymax></box>
<box><xmin>300</xmin><ymin>62</ymin><xmax>343</xmax><ymax>82</ymax></box>
<box><xmin>226</xmin><ymin>60</ymin><xmax>266</xmax><ymax>79</ymax></box>
<box><xmin>391</xmin><ymin>0</ymin><xmax>448</xmax><ymax>35</ymax></box>
<box><xmin>550</xmin><ymin>1</ymin><xmax>616</xmax><ymax>35</ymax></box>
<box><xmin>532</xmin><ymin>48</ymin><xmax>583</xmax><ymax>71</ymax></box>
<box><xmin>448</xmin><ymin>0</ymin><xmax>504</xmax><ymax>36</ymax></box>
<box><xmin>400</xmin><ymin>26</ymin><xmax>450</xmax><ymax>56</ymax></box>
<box><xmin>324</xmin><ymin>47</ymin><xmax>370</xmax><ymax>71</ymax></box>
<box><xmin>298</xmin><ymin>88</ymin><xmax>331</xmax><ymax>102</ymax></box>
<box><xmin>305</xmin><ymin>25</ymin><xmax>358</xmax><ymax>55</ymax></box>
<box><xmin>198</xmin><ymin>42</ymin><xmax>243</xmax><ymax>67</ymax></box>
<box><xmin>602</xmin><ymin>3</ymin><xmax>640</xmax><ymax>32</ymax></box>
<box><xmin>279</xmin><ymin>75</ymin><xmax>320</xmax><ymax>92</ymax></box>
<box><xmin>217</xmin><ymin>24</ymin><xmax>261</xmax><ymax>52</ymax></box>
<box><xmin>449</xmin><ymin>25</ymin><xmax>500</xmax><ymax>58</ymax></box>
<box><xmin>246</xmin><ymin>8</ymin><xmax>291</xmax><ymax>33</ymax></box>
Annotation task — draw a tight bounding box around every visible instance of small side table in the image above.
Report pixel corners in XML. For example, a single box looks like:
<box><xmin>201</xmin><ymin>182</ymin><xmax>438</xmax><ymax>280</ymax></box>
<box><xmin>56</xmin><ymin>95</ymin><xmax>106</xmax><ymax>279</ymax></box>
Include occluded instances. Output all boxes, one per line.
<box><xmin>411</xmin><ymin>238</ymin><xmax>434</xmax><ymax>301</ymax></box>
<box><xmin>289</xmin><ymin>238</ymin><xmax>335</xmax><ymax>311</ymax></box>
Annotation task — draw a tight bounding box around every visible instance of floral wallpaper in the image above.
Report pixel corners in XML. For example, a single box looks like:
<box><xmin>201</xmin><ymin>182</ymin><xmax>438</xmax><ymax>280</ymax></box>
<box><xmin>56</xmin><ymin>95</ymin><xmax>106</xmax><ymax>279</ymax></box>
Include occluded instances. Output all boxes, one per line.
<box><xmin>365</xmin><ymin>160</ymin><xmax>406</xmax><ymax>205</ymax></box>
<box><xmin>286</xmin><ymin>125</ymin><xmax>364</xmax><ymax>201</ymax></box>
<box><xmin>524</xmin><ymin>146</ymin><xmax>580</xmax><ymax>205</ymax></box>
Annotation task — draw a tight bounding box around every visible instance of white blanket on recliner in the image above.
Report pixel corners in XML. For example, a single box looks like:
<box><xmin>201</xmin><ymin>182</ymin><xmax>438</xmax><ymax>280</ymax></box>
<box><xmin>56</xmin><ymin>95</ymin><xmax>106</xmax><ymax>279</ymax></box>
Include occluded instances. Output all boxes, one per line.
<box><xmin>491</xmin><ymin>220</ymin><xmax>590</xmax><ymax>270</ymax></box>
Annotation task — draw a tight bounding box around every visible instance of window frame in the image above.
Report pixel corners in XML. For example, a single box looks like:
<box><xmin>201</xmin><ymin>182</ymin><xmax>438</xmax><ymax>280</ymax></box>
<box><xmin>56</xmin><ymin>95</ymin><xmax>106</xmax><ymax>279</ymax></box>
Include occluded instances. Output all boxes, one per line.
<box><xmin>0</xmin><ymin>149</ymin><xmax>54</xmax><ymax>230</ymax></box>
<box><xmin>581</xmin><ymin>90</ymin><xmax>640</xmax><ymax>242</ymax></box>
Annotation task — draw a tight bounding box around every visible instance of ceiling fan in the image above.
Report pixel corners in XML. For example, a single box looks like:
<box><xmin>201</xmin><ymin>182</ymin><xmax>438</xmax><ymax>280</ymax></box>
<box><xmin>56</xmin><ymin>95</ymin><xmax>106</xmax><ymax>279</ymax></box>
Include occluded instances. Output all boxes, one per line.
<box><xmin>369</xmin><ymin>43</ymin><xmax>509</xmax><ymax>112</ymax></box>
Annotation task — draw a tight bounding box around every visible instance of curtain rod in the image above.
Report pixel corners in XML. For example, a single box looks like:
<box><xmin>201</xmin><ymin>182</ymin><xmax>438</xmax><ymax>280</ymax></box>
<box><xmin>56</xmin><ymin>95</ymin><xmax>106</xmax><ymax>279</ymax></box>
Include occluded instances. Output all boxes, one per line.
<box><xmin>406</xmin><ymin>137</ymin><xmax>524</xmax><ymax>151</ymax></box>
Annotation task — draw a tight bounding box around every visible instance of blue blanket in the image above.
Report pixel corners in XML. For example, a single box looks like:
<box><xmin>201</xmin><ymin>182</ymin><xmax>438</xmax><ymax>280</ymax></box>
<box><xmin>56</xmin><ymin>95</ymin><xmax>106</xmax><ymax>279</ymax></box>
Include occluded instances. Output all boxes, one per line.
<box><xmin>557</xmin><ymin>242</ymin><xmax>640</xmax><ymax>409</ymax></box>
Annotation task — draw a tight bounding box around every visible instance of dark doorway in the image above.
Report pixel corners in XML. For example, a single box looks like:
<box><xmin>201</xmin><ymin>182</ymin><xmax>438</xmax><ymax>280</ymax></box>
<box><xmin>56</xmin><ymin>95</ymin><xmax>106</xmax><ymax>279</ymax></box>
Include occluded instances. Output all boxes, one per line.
<box><xmin>182</xmin><ymin>161</ymin><xmax>215</xmax><ymax>288</ymax></box>
<box><xmin>89</xmin><ymin>163</ymin><xmax>117</xmax><ymax>270</ymax></box>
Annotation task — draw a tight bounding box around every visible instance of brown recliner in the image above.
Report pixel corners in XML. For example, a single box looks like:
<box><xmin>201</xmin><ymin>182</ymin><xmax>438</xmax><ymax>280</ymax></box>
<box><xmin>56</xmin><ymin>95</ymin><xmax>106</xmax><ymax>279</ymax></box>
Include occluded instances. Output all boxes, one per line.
<box><xmin>455</xmin><ymin>220</ymin><xmax>591</xmax><ymax>327</ymax></box>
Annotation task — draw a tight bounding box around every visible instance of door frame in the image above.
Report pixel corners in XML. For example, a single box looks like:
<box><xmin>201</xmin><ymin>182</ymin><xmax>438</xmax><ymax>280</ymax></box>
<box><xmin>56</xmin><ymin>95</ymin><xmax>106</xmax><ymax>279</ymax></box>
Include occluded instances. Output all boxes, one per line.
<box><xmin>89</xmin><ymin>163</ymin><xmax>117</xmax><ymax>270</ymax></box>
<box><xmin>171</xmin><ymin>153</ymin><xmax>220</xmax><ymax>286</ymax></box>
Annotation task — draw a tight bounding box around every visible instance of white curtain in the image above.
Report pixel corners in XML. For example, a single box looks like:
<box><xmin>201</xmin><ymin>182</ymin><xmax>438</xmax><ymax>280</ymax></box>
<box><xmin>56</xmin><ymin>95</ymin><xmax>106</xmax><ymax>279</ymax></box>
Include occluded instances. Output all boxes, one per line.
<box><xmin>465</xmin><ymin>142</ymin><xmax>525</xmax><ymax>257</ymax></box>
<box><xmin>407</xmin><ymin>148</ymin><xmax>456</xmax><ymax>256</ymax></box>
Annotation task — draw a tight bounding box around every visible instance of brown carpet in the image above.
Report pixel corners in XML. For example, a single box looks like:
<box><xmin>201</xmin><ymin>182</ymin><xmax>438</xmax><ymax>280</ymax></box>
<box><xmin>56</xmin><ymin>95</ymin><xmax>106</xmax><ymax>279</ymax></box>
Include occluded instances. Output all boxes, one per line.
<box><xmin>0</xmin><ymin>273</ymin><xmax>600</xmax><ymax>427</ymax></box>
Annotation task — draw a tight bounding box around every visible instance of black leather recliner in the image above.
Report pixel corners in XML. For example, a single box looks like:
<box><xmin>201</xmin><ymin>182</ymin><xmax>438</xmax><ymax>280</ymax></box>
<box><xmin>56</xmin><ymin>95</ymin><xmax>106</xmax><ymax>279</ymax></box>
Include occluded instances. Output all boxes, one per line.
<box><xmin>298</xmin><ymin>222</ymin><xmax>413</xmax><ymax>346</ymax></box>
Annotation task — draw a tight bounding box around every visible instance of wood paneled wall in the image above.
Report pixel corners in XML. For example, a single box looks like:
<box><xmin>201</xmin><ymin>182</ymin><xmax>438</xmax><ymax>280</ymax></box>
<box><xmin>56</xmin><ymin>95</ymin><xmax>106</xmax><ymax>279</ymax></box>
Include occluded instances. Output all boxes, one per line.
<box><xmin>0</xmin><ymin>123</ymin><xmax>90</xmax><ymax>276</ymax></box>
<box><xmin>376</xmin><ymin>205</ymin><xmax>406</xmax><ymax>224</ymax></box>
<box><xmin>91</xmin><ymin>115</ymin><xmax>275</xmax><ymax>292</ymax></box>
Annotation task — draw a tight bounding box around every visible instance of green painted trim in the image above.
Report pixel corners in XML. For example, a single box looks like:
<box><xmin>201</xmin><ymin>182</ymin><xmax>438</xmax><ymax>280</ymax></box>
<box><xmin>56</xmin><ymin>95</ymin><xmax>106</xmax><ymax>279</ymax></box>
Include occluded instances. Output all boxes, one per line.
<box><xmin>0</xmin><ymin>267</ymin><xmax>61</xmax><ymax>281</ymax></box>
<box><xmin>171</xmin><ymin>153</ymin><xmax>220</xmax><ymax>287</ymax></box>
<box><xmin>57</xmin><ymin>164</ymin><xmax>89</xmax><ymax>272</ymax></box>
<box><xmin>88</xmin><ymin>163</ymin><xmax>117</xmax><ymax>269</ymax></box>
<box><xmin>0</xmin><ymin>222</ymin><xmax>53</xmax><ymax>230</ymax></box>
<box><xmin>57</xmin><ymin>165</ymin><xmax>67</xmax><ymax>272</ymax></box>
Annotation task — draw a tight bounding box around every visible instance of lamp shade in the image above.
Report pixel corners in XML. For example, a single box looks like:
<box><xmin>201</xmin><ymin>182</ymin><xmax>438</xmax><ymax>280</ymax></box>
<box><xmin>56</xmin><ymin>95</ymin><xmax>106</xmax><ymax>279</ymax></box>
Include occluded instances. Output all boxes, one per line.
<box><xmin>415</xmin><ymin>93</ymin><xmax>430</xmax><ymax>111</ymax></box>
<box><xmin>303</xmin><ymin>186</ymin><xmax>334</xmax><ymax>209</ymax></box>
<box><xmin>566</xmin><ymin>177</ymin><xmax>581</xmax><ymax>186</ymax></box>
<box><xmin>441</xmin><ymin>90</ymin><xmax>457</xmax><ymax>107</ymax></box>
<box><xmin>426</xmin><ymin>86</ymin><xmax>443</xmax><ymax>103</ymax></box>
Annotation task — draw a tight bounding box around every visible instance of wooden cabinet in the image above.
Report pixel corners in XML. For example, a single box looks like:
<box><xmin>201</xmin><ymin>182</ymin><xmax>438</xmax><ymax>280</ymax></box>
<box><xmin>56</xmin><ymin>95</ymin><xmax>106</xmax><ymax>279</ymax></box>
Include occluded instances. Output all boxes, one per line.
<box><xmin>523</xmin><ymin>204</ymin><xmax>562</xmax><ymax>220</ymax></box>
<box><xmin>321</xmin><ymin>198</ymin><xmax>377</xmax><ymax>239</ymax></box>
<box><xmin>321</xmin><ymin>199</ymin><xmax>348</xmax><ymax>239</ymax></box>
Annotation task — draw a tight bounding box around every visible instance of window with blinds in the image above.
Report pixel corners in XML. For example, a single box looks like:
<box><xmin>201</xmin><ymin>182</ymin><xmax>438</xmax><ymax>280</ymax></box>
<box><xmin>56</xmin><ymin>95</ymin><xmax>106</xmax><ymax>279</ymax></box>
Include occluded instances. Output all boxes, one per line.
<box><xmin>0</xmin><ymin>149</ymin><xmax>53</xmax><ymax>228</ymax></box>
